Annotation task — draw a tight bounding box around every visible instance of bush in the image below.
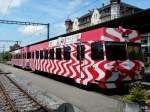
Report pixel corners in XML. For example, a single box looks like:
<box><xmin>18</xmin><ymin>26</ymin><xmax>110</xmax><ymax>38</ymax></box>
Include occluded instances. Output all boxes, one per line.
<box><xmin>123</xmin><ymin>83</ymin><xmax>148</xmax><ymax>104</ymax></box>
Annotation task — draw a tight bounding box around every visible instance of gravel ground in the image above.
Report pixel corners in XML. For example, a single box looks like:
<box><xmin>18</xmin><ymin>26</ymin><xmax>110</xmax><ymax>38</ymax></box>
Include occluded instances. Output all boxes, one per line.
<box><xmin>0</xmin><ymin>63</ymin><xmax>119</xmax><ymax>112</ymax></box>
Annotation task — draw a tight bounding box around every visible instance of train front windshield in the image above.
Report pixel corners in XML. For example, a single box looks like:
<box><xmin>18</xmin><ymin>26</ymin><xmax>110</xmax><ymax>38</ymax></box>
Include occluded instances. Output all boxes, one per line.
<box><xmin>105</xmin><ymin>42</ymin><xmax>142</xmax><ymax>60</ymax></box>
<box><xmin>105</xmin><ymin>42</ymin><xmax>127</xmax><ymax>60</ymax></box>
<box><xmin>127</xmin><ymin>43</ymin><xmax>142</xmax><ymax>60</ymax></box>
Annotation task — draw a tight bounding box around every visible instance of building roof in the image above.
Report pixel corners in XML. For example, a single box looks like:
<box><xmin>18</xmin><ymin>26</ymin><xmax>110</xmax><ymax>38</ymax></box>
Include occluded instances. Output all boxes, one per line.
<box><xmin>120</xmin><ymin>2</ymin><xmax>143</xmax><ymax>10</ymax></box>
<box><xmin>98</xmin><ymin>4</ymin><xmax>111</xmax><ymax>12</ymax></box>
<box><xmin>77</xmin><ymin>1</ymin><xmax>143</xmax><ymax>22</ymax></box>
<box><xmin>78</xmin><ymin>10</ymin><xmax>93</xmax><ymax>20</ymax></box>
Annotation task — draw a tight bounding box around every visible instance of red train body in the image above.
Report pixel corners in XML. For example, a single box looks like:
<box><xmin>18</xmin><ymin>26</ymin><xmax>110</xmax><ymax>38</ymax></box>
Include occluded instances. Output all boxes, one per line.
<box><xmin>11</xmin><ymin>27</ymin><xmax>144</xmax><ymax>89</ymax></box>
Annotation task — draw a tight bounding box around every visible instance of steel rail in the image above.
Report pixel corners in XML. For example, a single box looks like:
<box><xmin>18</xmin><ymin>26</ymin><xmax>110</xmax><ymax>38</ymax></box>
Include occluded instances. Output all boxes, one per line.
<box><xmin>0</xmin><ymin>79</ymin><xmax>16</xmax><ymax>112</ymax></box>
<box><xmin>5</xmin><ymin>74</ymin><xmax>52</xmax><ymax>112</ymax></box>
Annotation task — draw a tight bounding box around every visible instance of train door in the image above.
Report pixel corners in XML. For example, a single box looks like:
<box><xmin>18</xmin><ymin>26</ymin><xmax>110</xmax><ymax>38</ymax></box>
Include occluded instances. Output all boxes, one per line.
<box><xmin>77</xmin><ymin>44</ymin><xmax>85</xmax><ymax>79</ymax></box>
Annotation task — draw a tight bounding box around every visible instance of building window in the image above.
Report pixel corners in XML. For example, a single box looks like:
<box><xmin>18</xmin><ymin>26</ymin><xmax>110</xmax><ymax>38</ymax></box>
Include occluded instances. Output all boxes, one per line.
<box><xmin>40</xmin><ymin>50</ymin><xmax>43</xmax><ymax>59</ymax></box>
<box><xmin>50</xmin><ymin>49</ymin><xmax>54</xmax><ymax>60</ymax></box>
<box><xmin>64</xmin><ymin>46</ymin><xmax>71</xmax><ymax>60</ymax></box>
<box><xmin>95</xmin><ymin>14</ymin><xmax>97</xmax><ymax>19</ymax></box>
<box><xmin>36</xmin><ymin>51</ymin><xmax>39</xmax><ymax>59</ymax></box>
<box><xmin>56</xmin><ymin>48</ymin><xmax>62</xmax><ymax>60</ymax></box>
<box><xmin>44</xmin><ymin>49</ymin><xmax>48</xmax><ymax>59</ymax></box>
<box><xmin>77</xmin><ymin>45</ymin><xmax>85</xmax><ymax>60</ymax></box>
<box><xmin>91</xmin><ymin>42</ymin><xmax>104</xmax><ymax>60</ymax></box>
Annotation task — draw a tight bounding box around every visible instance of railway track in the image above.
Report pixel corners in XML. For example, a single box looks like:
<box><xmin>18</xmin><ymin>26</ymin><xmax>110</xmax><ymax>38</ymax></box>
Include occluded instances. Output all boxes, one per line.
<box><xmin>0</xmin><ymin>73</ymin><xmax>52</xmax><ymax>112</ymax></box>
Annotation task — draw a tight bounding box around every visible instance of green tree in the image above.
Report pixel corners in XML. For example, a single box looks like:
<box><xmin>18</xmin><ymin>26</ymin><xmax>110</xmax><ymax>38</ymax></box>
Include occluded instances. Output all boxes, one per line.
<box><xmin>3</xmin><ymin>52</ymin><xmax>12</xmax><ymax>61</ymax></box>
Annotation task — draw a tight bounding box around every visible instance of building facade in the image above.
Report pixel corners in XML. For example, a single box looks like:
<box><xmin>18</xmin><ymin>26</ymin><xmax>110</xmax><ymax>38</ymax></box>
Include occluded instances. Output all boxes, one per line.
<box><xmin>141</xmin><ymin>34</ymin><xmax>150</xmax><ymax>65</ymax></box>
<box><xmin>65</xmin><ymin>0</ymin><xmax>143</xmax><ymax>32</ymax></box>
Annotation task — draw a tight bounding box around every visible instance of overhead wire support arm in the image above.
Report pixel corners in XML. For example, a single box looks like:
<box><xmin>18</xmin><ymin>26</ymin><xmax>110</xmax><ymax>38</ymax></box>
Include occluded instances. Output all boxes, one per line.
<box><xmin>0</xmin><ymin>40</ymin><xmax>21</xmax><ymax>45</ymax></box>
<box><xmin>0</xmin><ymin>19</ymin><xmax>50</xmax><ymax>39</ymax></box>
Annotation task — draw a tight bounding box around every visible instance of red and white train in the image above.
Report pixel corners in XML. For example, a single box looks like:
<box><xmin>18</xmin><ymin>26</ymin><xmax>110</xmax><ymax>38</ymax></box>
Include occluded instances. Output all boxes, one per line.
<box><xmin>11</xmin><ymin>27</ymin><xmax>144</xmax><ymax>89</ymax></box>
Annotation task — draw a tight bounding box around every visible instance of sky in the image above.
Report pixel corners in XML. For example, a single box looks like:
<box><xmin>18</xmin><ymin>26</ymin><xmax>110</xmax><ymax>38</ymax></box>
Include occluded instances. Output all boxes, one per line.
<box><xmin>0</xmin><ymin>0</ymin><xmax>149</xmax><ymax>51</ymax></box>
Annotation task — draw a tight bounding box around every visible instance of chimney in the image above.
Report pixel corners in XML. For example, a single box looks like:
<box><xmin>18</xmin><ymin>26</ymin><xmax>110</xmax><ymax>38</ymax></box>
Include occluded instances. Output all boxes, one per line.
<box><xmin>65</xmin><ymin>19</ymin><xmax>73</xmax><ymax>33</ymax></box>
<box><xmin>110</xmin><ymin>0</ymin><xmax>121</xmax><ymax>4</ymax></box>
<box><xmin>102</xmin><ymin>3</ymin><xmax>104</xmax><ymax>7</ymax></box>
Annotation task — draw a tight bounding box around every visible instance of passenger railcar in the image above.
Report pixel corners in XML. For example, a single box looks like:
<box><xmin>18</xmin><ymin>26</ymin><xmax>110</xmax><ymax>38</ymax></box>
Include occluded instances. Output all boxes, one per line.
<box><xmin>11</xmin><ymin>47</ymin><xmax>30</xmax><ymax>69</ymax></box>
<box><xmin>11</xmin><ymin>27</ymin><xmax>144</xmax><ymax>89</ymax></box>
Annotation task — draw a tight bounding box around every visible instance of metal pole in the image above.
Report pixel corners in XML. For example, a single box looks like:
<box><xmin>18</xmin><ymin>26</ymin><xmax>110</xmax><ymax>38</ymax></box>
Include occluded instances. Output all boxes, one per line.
<box><xmin>47</xmin><ymin>23</ymin><xmax>50</xmax><ymax>39</ymax></box>
<box><xmin>2</xmin><ymin>45</ymin><xmax>5</xmax><ymax>62</ymax></box>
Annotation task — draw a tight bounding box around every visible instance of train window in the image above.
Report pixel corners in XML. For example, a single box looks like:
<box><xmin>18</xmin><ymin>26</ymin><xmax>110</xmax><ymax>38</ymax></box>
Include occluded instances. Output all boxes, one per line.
<box><xmin>40</xmin><ymin>50</ymin><xmax>43</xmax><ymax>59</ymax></box>
<box><xmin>77</xmin><ymin>45</ymin><xmax>85</xmax><ymax>60</ymax></box>
<box><xmin>19</xmin><ymin>54</ymin><xmax>21</xmax><ymax>59</ymax></box>
<box><xmin>23</xmin><ymin>53</ymin><xmax>25</xmax><ymax>59</ymax></box>
<box><xmin>21</xmin><ymin>53</ymin><xmax>23</xmax><ymax>59</ymax></box>
<box><xmin>36</xmin><ymin>51</ymin><xmax>39</xmax><ymax>59</ymax></box>
<box><xmin>20</xmin><ymin>53</ymin><xmax>22</xmax><ymax>59</ymax></box>
<box><xmin>91</xmin><ymin>42</ymin><xmax>104</xmax><ymax>60</ymax></box>
<box><xmin>64</xmin><ymin>46</ymin><xmax>71</xmax><ymax>60</ymax></box>
<box><xmin>24</xmin><ymin>53</ymin><xmax>26</xmax><ymax>59</ymax></box>
<box><xmin>50</xmin><ymin>49</ymin><xmax>54</xmax><ymax>60</ymax></box>
<box><xmin>127</xmin><ymin>43</ymin><xmax>142</xmax><ymax>60</ymax></box>
<box><xmin>32</xmin><ymin>52</ymin><xmax>34</xmax><ymax>59</ymax></box>
<box><xmin>44</xmin><ymin>49</ymin><xmax>48</xmax><ymax>59</ymax></box>
<box><xmin>56</xmin><ymin>48</ymin><xmax>62</xmax><ymax>60</ymax></box>
<box><xmin>20</xmin><ymin>54</ymin><xmax>21</xmax><ymax>59</ymax></box>
<box><xmin>27</xmin><ymin>52</ymin><xmax>31</xmax><ymax>59</ymax></box>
